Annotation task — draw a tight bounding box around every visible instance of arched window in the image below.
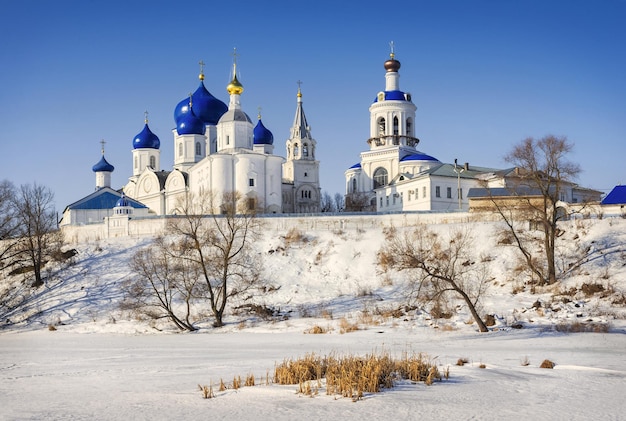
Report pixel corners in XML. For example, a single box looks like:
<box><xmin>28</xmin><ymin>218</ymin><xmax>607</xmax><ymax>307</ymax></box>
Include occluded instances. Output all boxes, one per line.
<box><xmin>149</xmin><ymin>155</ymin><xmax>156</xmax><ymax>169</ymax></box>
<box><xmin>351</xmin><ymin>178</ymin><xmax>357</xmax><ymax>193</ymax></box>
<box><xmin>373</xmin><ymin>167</ymin><xmax>388</xmax><ymax>189</ymax></box>
<box><xmin>293</xmin><ymin>143</ymin><xmax>299</xmax><ymax>158</ymax></box>
<box><xmin>377</xmin><ymin>118</ymin><xmax>386</xmax><ymax>135</ymax></box>
<box><xmin>195</xmin><ymin>142</ymin><xmax>201</xmax><ymax>156</ymax></box>
<box><xmin>393</xmin><ymin>116</ymin><xmax>399</xmax><ymax>135</ymax></box>
<box><xmin>303</xmin><ymin>143</ymin><xmax>308</xmax><ymax>157</ymax></box>
<box><xmin>406</xmin><ymin>118</ymin><xmax>412</xmax><ymax>136</ymax></box>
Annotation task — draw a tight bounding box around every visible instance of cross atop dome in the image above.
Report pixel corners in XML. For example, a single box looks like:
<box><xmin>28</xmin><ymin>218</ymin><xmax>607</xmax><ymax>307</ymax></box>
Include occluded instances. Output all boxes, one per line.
<box><xmin>199</xmin><ymin>60</ymin><xmax>205</xmax><ymax>81</ymax></box>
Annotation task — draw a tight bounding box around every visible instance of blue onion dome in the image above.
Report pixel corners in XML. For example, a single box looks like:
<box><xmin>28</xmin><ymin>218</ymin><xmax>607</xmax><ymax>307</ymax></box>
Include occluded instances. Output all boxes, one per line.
<box><xmin>92</xmin><ymin>155</ymin><xmax>114</xmax><ymax>172</ymax></box>
<box><xmin>133</xmin><ymin>119</ymin><xmax>161</xmax><ymax>150</ymax></box>
<box><xmin>174</xmin><ymin>82</ymin><xmax>227</xmax><ymax>126</ymax></box>
<box><xmin>253</xmin><ymin>114</ymin><xmax>274</xmax><ymax>145</ymax></box>
<box><xmin>176</xmin><ymin>101</ymin><xmax>206</xmax><ymax>135</ymax></box>
<box><xmin>115</xmin><ymin>193</ymin><xmax>130</xmax><ymax>208</ymax></box>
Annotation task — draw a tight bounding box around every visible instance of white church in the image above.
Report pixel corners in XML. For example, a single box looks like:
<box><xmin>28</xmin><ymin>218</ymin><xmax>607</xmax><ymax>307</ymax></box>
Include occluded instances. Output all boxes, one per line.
<box><xmin>61</xmin><ymin>56</ymin><xmax>321</xmax><ymax>226</ymax></box>
<box><xmin>345</xmin><ymin>48</ymin><xmax>601</xmax><ymax>212</ymax></box>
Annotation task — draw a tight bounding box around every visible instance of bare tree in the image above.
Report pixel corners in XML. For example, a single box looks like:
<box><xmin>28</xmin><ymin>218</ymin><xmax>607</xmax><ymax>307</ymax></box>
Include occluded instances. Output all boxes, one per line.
<box><xmin>333</xmin><ymin>192</ymin><xmax>345</xmax><ymax>212</ymax></box>
<box><xmin>0</xmin><ymin>180</ymin><xmax>19</xmax><ymax>267</ymax></box>
<box><xmin>12</xmin><ymin>183</ymin><xmax>61</xmax><ymax>287</ymax></box>
<box><xmin>378</xmin><ymin>225</ymin><xmax>490</xmax><ymax>332</ymax></box>
<box><xmin>128</xmin><ymin>236</ymin><xmax>201</xmax><ymax>331</ymax></box>
<box><xmin>345</xmin><ymin>192</ymin><xmax>373</xmax><ymax>212</ymax></box>
<box><xmin>320</xmin><ymin>191</ymin><xmax>335</xmax><ymax>212</ymax></box>
<box><xmin>168</xmin><ymin>190</ymin><xmax>263</xmax><ymax>327</ymax></box>
<box><xmin>486</xmin><ymin>135</ymin><xmax>581</xmax><ymax>285</ymax></box>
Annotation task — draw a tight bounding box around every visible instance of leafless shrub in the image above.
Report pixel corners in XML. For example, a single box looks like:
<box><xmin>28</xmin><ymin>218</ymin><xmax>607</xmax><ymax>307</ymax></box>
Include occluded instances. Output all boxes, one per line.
<box><xmin>521</xmin><ymin>356</ymin><xmax>530</xmax><ymax>366</ymax></box>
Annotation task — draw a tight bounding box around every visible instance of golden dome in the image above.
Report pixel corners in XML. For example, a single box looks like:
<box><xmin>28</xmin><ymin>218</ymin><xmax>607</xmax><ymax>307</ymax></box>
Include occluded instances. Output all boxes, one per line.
<box><xmin>227</xmin><ymin>74</ymin><xmax>244</xmax><ymax>95</ymax></box>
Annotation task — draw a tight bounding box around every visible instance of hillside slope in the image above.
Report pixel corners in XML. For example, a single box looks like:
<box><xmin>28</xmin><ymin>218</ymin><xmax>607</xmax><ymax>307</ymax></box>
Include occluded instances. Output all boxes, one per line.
<box><xmin>2</xmin><ymin>217</ymin><xmax>625</xmax><ymax>334</ymax></box>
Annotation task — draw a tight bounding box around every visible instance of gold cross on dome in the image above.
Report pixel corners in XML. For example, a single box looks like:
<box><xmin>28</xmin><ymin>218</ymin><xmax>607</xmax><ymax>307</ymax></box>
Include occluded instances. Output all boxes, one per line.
<box><xmin>100</xmin><ymin>139</ymin><xmax>106</xmax><ymax>154</ymax></box>
<box><xmin>144</xmin><ymin>110</ymin><xmax>149</xmax><ymax>123</ymax></box>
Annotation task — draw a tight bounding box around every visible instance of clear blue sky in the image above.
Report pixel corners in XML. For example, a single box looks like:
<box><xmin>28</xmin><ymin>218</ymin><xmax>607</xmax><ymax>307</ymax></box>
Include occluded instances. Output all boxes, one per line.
<box><xmin>1</xmin><ymin>0</ymin><xmax>625</xmax><ymax>212</ymax></box>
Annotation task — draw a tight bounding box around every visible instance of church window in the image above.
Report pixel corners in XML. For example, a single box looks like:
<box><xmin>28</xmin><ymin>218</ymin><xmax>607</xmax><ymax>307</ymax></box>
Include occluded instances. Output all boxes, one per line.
<box><xmin>294</xmin><ymin>143</ymin><xmax>299</xmax><ymax>158</ymax></box>
<box><xmin>380</xmin><ymin>197</ymin><xmax>383</xmax><ymax>207</ymax></box>
<box><xmin>351</xmin><ymin>178</ymin><xmax>357</xmax><ymax>193</ymax></box>
<box><xmin>247</xmin><ymin>198</ymin><xmax>256</xmax><ymax>211</ymax></box>
<box><xmin>195</xmin><ymin>142</ymin><xmax>201</xmax><ymax>156</ymax></box>
<box><xmin>423</xmin><ymin>186</ymin><xmax>427</xmax><ymax>198</ymax></box>
<box><xmin>386</xmin><ymin>195</ymin><xmax>389</xmax><ymax>206</ymax></box>
<box><xmin>407</xmin><ymin>119</ymin><xmax>413</xmax><ymax>136</ymax></box>
<box><xmin>304</xmin><ymin>172</ymin><xmax>308</xmax><ymax>177</ymax></box>
<box><xmin>178</xmin><ymin>143</ymin><xmax>183</xmax><ymax>157</ymax></box>
<box><xmin>447</xmin><ymin>187</ymin><xmax>452</xmax><ymax>199</ymax></box>
<box><xmin>393</xmin><ymin>116</ymin><xmax>399</xmax><ymax>135</ymax></box>
<box><xmin>377</xmin><ymin>118</ymin><xmax>385</xmax><ymax>136</ymax></box>
<box><xmin>249</xmin><ymin>178</ymin><xmax>255</xmax><ymax>187</ymax></box>
<box><xmin>435</xmin><ymin>186</ymin><xmax>441</xmax><ymax>198</ymax></box>
<box><xmin>373</xmin><ymin>167</ymin><xmax>388</xmax><ymax>189</ymax></box>
<box><xmin>149</xmin><ymin>155</ymin><xmax>156</xmax><ymax>169</ymax></box>
<box><xmin>303</xmin><ymin>143</ymin><xmax>308</xmax><ymax>157</ymax></box>
<box><xmin>226</xmin><ymin>135</ymin><xmax>230</xmax><ymax>145</ymax></box>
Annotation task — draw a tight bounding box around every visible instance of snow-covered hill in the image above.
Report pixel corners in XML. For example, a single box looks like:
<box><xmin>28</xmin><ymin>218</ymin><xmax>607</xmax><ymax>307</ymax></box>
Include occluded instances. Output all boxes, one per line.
<box><xmin>2</xmin><ymin>217</ymin><xmax>626</xmax><ymax>420</ymax></box>
<box><xmin>3</xmin><ymin>217</ymin><xmax>625</xmax><ymax>333</ymax></box>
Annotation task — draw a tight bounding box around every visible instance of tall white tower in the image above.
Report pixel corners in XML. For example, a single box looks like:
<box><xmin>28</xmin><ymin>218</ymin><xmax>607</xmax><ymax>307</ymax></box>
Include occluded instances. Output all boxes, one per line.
<box><xmin>282</xmin><ymin>84</ymin><xmax>321</xmax><ymax>213</ymax></box>
<box><xmin>345</xmin><ymin>44</ymin><xmax>419</xmax><ymax>210</ymax></box>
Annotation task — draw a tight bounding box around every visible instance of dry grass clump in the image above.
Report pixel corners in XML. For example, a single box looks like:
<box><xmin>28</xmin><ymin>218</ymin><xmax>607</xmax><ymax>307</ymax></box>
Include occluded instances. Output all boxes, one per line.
<box><xmin>521</xmin><ymin>356</ymin><xmax>531</xmax><ymax>366</ymax></box>
<box><xmin>283</xmin><ymin>227</ymin><xmax>307</xmax><ymax>246</ymax></box>
<box><xmin>554</xmin><ymin>321</ymin><xmax>609</xmax><ymax>333</ymax></box>
<box><xmin>198</xmin><ymin>384</ymin><xmax>215</xmax><ymax>399</ymax></box>
<box><xmin>274</xmin><ymin>351</ymin><xmax>442</xmax><ymax>400</ymax></box>
<box><xmin>456</xmin><ymin>358</ymin><xmax>469</xmax><ymax>366</ymax></box>
<box><xmin>338</xmin><ymin>317</ymin><xmax>360</xmax><ymax>334</ymax></box>
<box><xmin>540</xmin><ymin>359</ymin><xmax>555</xmax><ymax>369</ymax></box>
<box><xmin>304</xmin><ymin>325</ymin><xmax>329</xmax><ymax>334</ymax></box>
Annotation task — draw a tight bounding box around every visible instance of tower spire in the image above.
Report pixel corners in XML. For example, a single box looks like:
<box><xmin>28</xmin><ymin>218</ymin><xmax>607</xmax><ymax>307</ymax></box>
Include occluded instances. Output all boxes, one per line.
<box><xmin>291</xmin><ymin>81</ymin><xmax>311</xmax><ymax>140</ymax></box>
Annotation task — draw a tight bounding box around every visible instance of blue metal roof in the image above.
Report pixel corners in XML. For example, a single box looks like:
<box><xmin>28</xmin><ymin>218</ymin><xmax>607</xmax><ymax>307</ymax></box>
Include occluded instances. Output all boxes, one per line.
<box><xmin>348</xmin><ymin>162</ymin><xmax>362</xmax><ymax>169</ymax></box>
<box><xmin>601</xmin><ymin>185</ymin><xmax>626</xmax><ymax>205</ymax></box>
<box><xmin>66</xmin><ymin>188</ymin><xmax>147</xmax><ymax>211</ymax></box>
<box><xmin>400</xmin><ymin>153</ymin><xmax>439</xmax><ymax>162</ymax></box>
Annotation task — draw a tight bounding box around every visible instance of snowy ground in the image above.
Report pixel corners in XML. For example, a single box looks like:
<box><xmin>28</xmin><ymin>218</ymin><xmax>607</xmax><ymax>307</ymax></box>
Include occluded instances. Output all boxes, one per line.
<box><xmin>1</xmin><ymin>217</ymin><xmax>626</xmax><ymax>420</ymax></box>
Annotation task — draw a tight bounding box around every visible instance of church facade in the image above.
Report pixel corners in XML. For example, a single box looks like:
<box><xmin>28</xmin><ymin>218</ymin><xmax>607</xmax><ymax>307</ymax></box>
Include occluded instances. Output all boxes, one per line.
<box><xmin>122</xmin><ymin>58</ymin><xmax>321</xmax><ymax>215</ymax></box>
<box><xmin>344</xmin><ymin>50</ymin><xmax>601</xmax><ymax>212</ymax></box>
